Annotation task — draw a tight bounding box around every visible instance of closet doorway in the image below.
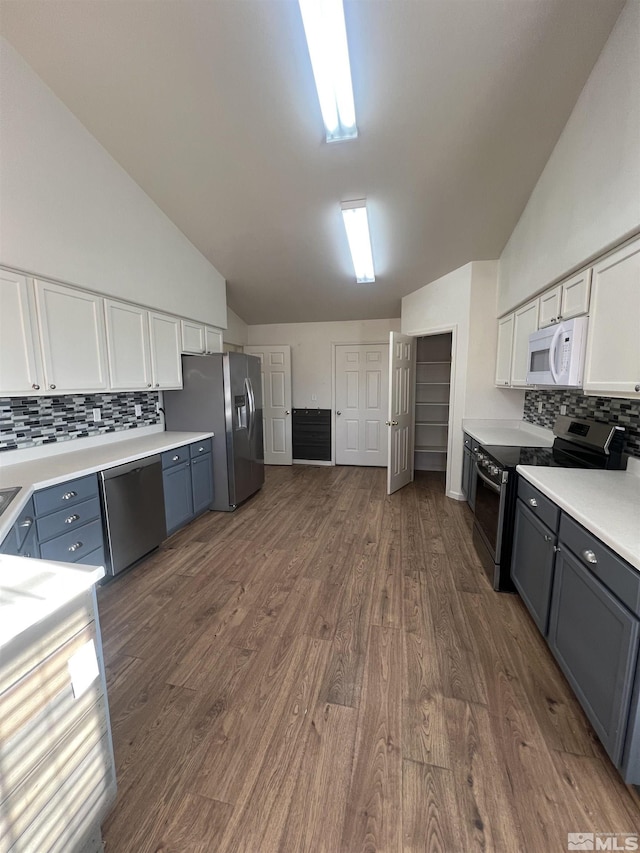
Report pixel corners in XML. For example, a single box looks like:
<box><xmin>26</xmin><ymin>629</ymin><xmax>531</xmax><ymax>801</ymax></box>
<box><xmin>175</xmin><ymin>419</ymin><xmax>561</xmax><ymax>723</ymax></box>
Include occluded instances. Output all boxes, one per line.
<box><xmin>414</xmin><ymin>333</ymin><xmax>452</xmax><ymax>472</ymax></box>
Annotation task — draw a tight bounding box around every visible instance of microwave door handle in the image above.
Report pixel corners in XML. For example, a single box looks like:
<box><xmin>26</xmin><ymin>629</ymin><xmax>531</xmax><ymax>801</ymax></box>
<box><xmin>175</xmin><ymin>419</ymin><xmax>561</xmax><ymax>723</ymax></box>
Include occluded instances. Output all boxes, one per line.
<box><xmin>548</xmin><ymin>324</ymin><xmax>563</xmax><ymax>384</ymax></box>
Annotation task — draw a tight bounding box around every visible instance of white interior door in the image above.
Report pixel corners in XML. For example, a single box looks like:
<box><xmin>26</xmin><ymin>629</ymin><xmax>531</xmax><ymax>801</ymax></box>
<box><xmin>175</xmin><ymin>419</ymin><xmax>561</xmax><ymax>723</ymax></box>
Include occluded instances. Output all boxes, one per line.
<box><xmin>244</xmin><ymin>345</ymin><xmax>292</xmax><ymax>465</ymax></box>
<box><xmin>335</xmin><ymin>344</ymin><xmax>389</xmax><ymax>466</ymax></box>
<box><xmin>387</xmin><ymin>332</ymin><xmax>415</xmax><ymax>494</ymax></box>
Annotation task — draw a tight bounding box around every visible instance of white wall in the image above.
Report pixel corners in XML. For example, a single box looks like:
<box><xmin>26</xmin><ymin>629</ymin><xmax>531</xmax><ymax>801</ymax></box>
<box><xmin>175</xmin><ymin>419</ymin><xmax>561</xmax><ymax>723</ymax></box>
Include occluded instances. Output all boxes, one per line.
<box><xmin>224</xmin><ymin>308</ymin><xmax>249</xmax><ymax>347</ymax></box>
<box><xmin>498</xmin><ymin>1</ymin><xmax>640</xmax><ymax>314</ymax></box>
<box><xmin>0</xmin><ymin>38</ymin><xmax>227</xmax><ymax>327</ymax></box>
<box><xmin>247</xmin><ymin>318</ymin><xmax>401</xmax><ymax>409</ymax></box>
<box><xmin>402</xmin><ymin>261</ymin><xmax>523</xmax><ymax>498</ymax></box>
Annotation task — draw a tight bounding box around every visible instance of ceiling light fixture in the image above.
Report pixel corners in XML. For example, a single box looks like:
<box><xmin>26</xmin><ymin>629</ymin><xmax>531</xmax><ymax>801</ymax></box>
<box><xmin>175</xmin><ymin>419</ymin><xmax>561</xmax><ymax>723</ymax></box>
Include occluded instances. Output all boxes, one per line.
<box><xmin>298</xmin><ymin>0</ymin><xmax>358</xmax><ymax>142</ymax></box>
<box><xmin>341</xmin><ymin>200</ymin><xmax>375</xmax><ymax>283</ymax></box>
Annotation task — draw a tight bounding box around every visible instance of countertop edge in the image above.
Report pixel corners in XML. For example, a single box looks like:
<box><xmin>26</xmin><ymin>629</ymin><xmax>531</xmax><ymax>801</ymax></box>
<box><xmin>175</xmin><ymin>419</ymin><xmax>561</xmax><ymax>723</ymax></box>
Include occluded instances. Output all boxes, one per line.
<box><xmin>0</xmin><ymin>557</ymin><xmax>105</xmax><ymax>651</ymax></box>
<box><xmin>0</xmin><ymin>431</ymin><xmax>214</xmax><ymax>542</ymax></box>
<box><xmin>516</xmin><ymin>465</ymin><xmax>640</xmax><ymax>571</ymax></box>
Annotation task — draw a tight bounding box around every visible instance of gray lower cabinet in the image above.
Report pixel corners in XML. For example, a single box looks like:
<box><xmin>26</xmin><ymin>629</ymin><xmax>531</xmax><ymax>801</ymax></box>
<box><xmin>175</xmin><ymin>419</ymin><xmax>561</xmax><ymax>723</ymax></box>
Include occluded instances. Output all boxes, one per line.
<box><xmin>162</xmin><ymin>440</ymin><xmax>214</xmax><ymax>536</ymax></box>
<box><xmin>163</xmin><ymin>460</ymin><xmax>194</xmax><ymax>536</ymax></box>
<box><xmin>191</xmin><ymin>452</ymin><xmax>214</xmax><ymax>516</ymax></box>
<box><xmin>511</xmin><ymin>499</ymin><xmax>557</xmax><ymax>635</ymax></box>
<box><xmin>511</xmin><ymin>476</ymin><xmax>640</xmax><ymax>783</ymax></box>
<box><xmin>548</xmin><ymin>546</ymin><xmax>639</xmax><ymax>767</ymax></box>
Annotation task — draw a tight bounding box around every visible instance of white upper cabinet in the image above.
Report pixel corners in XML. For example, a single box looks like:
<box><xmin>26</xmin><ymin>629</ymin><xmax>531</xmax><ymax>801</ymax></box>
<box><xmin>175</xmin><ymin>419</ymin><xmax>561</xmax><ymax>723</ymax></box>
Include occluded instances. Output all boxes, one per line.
<box><xmin>510</xmin><ymin>299</ymin><xmax>539</xmax><ymax>386</ymax></box>
<box><xmin>495</xmin><ymin>314</ymin><xmax>514</xmax><ymax>387</ymax></box>
<box><xmin>104</xmin><ymin>299</ymin><xmax>153</xmax><ymax>391</ymax></box>
<box><xmin>539</xmin><ymin>269</ymin><xmax>591</xmax><ymax>328</ymax></box>
<box><xmin>35</xmin><ymin>280</ymin><xmax>109</xmax><ymax>393</ymax></box>
<box><xmin>204</xmin><ymin>326</ymin><xmax>224</xmax><ymax>354</ymax></box>
<box><xmin>149</xmin><ymin>312</ymin><xmax>182</xmax><ymax>389</ymax></box>
<box><xmin>181</xmin><ymin>320</ymin><xmax>206</xmax><ymax>354</ymax></box>
<box><xmin>584</xmin><ymin>238</ymin><xmax>640</xmax><ymax>398</ymax></box>
<box><xmin>0</xmin><ymin>269</ymin><xmax>43</xmax><ymax>395</ymax></box>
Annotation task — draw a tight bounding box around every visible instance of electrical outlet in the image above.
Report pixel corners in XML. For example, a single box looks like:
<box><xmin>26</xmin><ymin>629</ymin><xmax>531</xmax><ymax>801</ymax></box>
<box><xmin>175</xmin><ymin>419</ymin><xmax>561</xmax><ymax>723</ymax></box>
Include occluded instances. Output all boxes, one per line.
<box><xmin>156</xmin><ymin>401</ymin><xmax>162</xmax><ymax>414</ymax></box>
<box><xmin>560</xmin><ymin>404</ymin><xmax>567</xmax><ymax>415</ymax></box>
<box><xmin>311</xmin><ymin>394</ymin><xmax>317</xmax><ymax>402</ymax></box>
<box><xmin>537</xmin><ymin>402</ymin><xmax>543</xmax><ymax>414</ymax></box>
<box><xmin>134</xmin><ymin>404</ymin><xmax>142</xmax><ymax>417</ymax></box>
<box><xmin>92</xmin><ymin>408</ymin><xmax>101</xmax><ymax>422</ymax></box>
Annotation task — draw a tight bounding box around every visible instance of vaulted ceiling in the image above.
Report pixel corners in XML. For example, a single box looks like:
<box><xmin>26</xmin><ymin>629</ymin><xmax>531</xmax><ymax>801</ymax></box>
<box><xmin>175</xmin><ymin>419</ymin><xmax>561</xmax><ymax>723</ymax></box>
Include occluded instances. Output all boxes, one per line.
<box><xmin>0</xmin><ymin>0</ymin><xmax>624</xmax><ymax>324</ymax></box>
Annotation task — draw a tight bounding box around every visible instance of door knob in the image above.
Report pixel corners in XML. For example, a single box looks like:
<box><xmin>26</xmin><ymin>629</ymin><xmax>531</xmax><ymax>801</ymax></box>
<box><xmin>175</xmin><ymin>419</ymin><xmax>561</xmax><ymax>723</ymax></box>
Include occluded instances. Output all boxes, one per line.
<box><xmin>336</xmin><ymin>410</ymin><xmax>342</xmax><ymax>415</ymax></box>
<box><xmin>285</xmin><ymin>410</ymin><xmax>290</xmax><ymax>415</ymax></box>
<box><xmin>386</xmin><ymin>420</ymin><xmax>399</xmax><ymax>426</ymax></box>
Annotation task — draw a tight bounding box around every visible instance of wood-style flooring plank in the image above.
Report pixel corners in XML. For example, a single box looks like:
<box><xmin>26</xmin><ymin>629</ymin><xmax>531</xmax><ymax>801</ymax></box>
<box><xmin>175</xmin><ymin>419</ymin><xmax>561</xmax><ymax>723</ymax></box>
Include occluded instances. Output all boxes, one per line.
<box><xmin>340</xmin><ymin>625</ymin><xmax>403</xmax><ymax>853</ymax></box>
<box><xmin>97</xmin><ymin>466</ymin><xmax>640</xmax><ymax>853</ymax></box>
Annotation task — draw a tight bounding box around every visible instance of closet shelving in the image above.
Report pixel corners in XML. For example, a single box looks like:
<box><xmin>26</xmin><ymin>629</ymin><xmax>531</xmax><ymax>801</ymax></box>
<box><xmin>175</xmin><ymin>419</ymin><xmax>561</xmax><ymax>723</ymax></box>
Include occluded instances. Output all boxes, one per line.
<box><xmin>414</xmin><ymin>335</ymin><xmax>452</xmax><ymax>472</ymax></box>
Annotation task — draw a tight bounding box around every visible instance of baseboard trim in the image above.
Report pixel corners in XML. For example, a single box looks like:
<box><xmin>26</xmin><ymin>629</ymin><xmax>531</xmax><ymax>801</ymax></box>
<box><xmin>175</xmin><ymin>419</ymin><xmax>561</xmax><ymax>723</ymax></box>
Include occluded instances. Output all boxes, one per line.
<box><xmin>293</xmin><ymin>459</ymin><xmax>333</xmax><ymax>467</ymax></box>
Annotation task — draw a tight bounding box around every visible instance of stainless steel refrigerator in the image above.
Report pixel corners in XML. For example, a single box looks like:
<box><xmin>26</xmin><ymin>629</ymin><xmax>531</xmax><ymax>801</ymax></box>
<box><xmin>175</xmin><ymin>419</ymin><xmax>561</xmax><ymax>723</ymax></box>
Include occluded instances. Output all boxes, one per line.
<box><xmin>163</xmin><ymin>353</ymin><xmax>264</xmax><ymax>511</ymax></box>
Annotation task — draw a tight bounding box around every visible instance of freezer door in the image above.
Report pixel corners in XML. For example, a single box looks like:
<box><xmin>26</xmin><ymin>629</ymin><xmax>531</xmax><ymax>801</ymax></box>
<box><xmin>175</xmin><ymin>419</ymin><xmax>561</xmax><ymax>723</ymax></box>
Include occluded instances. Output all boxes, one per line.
<box><xmin>225</xmin><ymin>353</ymin><xmax>254</xmax><ymax>507</ymax></box>
<box><xmin>247</xmin><ymin>354</ymin><xmax>265</xmax><ymax>490</ymax></box>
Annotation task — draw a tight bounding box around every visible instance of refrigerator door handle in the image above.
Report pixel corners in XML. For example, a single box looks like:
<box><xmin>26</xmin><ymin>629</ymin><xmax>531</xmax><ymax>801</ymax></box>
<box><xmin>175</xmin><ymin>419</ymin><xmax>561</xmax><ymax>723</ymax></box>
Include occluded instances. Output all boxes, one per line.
<box><xmin>245</xmin><ymin>377</ymin><xmax>255</xmax><ymax>440</ymax></box>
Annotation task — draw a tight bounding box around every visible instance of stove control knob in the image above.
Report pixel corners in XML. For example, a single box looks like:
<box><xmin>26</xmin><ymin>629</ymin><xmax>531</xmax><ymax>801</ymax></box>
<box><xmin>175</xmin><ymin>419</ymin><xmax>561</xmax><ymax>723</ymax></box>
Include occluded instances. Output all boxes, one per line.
<box><xmin>489</xmin><ymin>464</ymin><xmax>499</xmax><ymax>476</ymax></box>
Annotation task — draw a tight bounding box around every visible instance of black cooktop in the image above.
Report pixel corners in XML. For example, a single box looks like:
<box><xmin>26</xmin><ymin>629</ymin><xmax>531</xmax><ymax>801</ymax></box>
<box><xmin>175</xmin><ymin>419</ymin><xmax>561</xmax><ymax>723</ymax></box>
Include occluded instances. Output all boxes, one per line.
<box><xmin>482</xmin><ymin>444</ymin><xmax>598</xmax><ymax>470</ymax></box>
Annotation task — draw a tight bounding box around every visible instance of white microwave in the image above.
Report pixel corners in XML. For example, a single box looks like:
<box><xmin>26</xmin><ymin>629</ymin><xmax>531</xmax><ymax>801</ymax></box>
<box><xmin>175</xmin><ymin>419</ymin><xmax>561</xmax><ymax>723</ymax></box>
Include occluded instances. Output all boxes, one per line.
<box><xmin>526</xmin><ymin>316</ymin><xmax>589</xmax><ymax>387</ymax></box>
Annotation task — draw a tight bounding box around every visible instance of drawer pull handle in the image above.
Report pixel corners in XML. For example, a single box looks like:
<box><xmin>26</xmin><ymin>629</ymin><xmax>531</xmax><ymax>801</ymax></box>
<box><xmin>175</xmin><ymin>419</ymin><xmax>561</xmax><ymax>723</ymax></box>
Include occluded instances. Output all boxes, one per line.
<box><xmin>19</xmin><ymin>518</ymin><xmax>33</xmax><ymax>529</ymax></box>
<box><xmin>198</xmin><ymin>447</ymin><xmax>204</xmax><ymax>452</ymax></box>
<box><xmin>68</xmin><ymin>542</ymin><xmax>83</xmax><ymax>552</ymax></box>
<box><xmin>62</xmin><ymin>491</ymin><xmax>77</xmax><ymax>500</ymax></box>
<box><xmin>528</xmin><ymin>497</ymin><xmax>538</xmax><ymax>507</ymax></box>
<box><xmin>65</xmin><ymin>514</ymin><xmax>80</xmax><ymax>524</ymax></box>
<box><xmin>582</xmin><ymin>549</ymin><xmax>598</xmax><ymax>565</ymax></box>
<box><xmin>172</xmin><ymin>455</ymin><xmax>180</xmax><ymax>461</ymax></box>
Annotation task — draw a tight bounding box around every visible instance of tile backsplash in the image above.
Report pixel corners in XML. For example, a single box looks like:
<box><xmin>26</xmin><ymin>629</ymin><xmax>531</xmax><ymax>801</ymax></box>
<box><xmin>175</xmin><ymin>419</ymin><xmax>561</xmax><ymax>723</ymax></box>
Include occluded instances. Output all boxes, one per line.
<box><xmin>524</xmin><ymin>390</ymin><xmax>640</xmax><ymax>459</ymax></box>
<box><xmin>0</xmin><ymin>392</ymin><xmax>161</xmax><ymax>451</ymax></box>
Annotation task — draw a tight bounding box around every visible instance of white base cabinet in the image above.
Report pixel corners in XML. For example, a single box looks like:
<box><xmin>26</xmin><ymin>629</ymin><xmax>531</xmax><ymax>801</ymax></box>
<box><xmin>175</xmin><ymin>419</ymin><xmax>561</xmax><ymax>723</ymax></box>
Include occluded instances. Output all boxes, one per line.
<box><xmin>584</xmin><ymin>237</ymin><xmax>640</xmax><ymax>398</ymax></box>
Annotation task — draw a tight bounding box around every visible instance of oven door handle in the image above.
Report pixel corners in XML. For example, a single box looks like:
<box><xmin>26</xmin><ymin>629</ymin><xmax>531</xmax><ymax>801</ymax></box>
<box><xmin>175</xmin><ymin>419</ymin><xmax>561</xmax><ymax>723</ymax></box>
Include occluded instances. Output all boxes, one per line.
<box><xmin>475</xmin><ymin>463</ymin><xmax>501</xmax><ymax>494</ymax></box>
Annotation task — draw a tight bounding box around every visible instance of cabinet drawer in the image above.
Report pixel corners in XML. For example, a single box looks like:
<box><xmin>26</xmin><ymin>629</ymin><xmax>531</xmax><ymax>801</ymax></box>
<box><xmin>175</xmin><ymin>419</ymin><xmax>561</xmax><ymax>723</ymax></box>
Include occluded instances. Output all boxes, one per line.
<box><xmin>34</xmin><ymin>475</ymin><xmax>99</xmax><ymax>516</ymax></box>
<box><xmin>517</xmin><ymin>478</ymin><xmax>559</xmax><ymax>532</ymax></box>
<box><xmin>77</xmin><ymin>546</ymin><xmax>107</xmax><ymax>570</ymax></box>
<box><xmin>36</xmin><ymin>496</ymin><xmax>101</xmax><ymax>543</ymax></box>
<box><xmin>189</xmin><ymin>438</ymin><xmax>212</xmax><ymax>458</ymax></box>
<box><xmin>559</xmin><ymin>513</ymin><xmax>640</xmax><ymax>617</ymax></box>
<box><xmin>162</xmin><ymin>445</ymin><xmax>190</xmax><ymax>469</ymax></box>
<box><xmin>39</xmin><ymin>519</ymin><xmax>103</xmax><ymax>564</ymax></box>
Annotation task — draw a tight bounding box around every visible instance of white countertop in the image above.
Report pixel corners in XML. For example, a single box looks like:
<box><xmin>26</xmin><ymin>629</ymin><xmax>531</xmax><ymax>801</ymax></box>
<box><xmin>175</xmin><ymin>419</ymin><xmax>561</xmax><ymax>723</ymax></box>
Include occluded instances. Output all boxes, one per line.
<box><xmin>0</xmin><ymin>430</ymin><xmax>213</xmax><ymax>542</ymax></box>
<box><xmin>0</xmin><ymin>555</ymin><xmax>105</xmax><ymax>650</ymax></box>
<box><xmin>463</xmin><ymin>419</ymin><xmax>554</xmax><ymax>447</ymax></box>
<box><xmin>517</xmin><ymin>464</ymin><xmax>640</xmax><ymax>571</ymax></box>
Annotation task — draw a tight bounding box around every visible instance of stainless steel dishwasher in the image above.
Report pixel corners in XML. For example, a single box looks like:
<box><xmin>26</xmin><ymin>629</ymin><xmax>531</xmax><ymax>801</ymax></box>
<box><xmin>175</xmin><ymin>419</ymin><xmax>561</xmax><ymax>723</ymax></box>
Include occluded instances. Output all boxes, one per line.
<box><xmin>100</xmin><ymin>455</ymin><xmax>166</xmax><ymax>577</ymax></box>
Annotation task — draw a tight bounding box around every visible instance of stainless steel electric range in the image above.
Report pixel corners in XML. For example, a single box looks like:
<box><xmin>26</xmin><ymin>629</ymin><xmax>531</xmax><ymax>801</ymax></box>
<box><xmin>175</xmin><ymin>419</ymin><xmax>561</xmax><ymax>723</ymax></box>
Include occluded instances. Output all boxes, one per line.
<box><xmin>471</xmin><ymin>416</ymin><xmax>628</xmax><ymax>591</ymax></box>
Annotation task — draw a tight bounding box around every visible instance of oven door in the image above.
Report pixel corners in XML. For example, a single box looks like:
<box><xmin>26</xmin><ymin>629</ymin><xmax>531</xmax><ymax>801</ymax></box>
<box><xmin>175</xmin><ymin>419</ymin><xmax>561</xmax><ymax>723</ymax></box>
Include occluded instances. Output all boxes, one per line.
<box><xmin>473</xmin><ymin>463</ymin><xmax>506</xmax><ymax>563</ymax></box>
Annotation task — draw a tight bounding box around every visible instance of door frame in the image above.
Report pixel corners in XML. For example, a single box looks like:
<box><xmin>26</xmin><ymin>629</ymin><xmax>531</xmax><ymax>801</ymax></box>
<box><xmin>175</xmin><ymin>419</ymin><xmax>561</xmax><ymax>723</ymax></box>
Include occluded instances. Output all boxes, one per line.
<box><xmin>405</xmin><ymin>323</ymin><xmax>459</xmax><ymax>499</ymax></box>
<box><xmin>331</xmin><ymin>340</ymin><xmax>389</xmax><ymax>466</ymax></box>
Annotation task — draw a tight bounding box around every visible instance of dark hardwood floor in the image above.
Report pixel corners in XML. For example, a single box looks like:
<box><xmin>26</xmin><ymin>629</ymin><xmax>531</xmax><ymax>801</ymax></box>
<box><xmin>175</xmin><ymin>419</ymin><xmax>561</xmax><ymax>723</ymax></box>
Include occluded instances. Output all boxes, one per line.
<box><xmin>98</xmin><ymin>465</ymin><xmax>640</xmax><ymax>852</ymax></box>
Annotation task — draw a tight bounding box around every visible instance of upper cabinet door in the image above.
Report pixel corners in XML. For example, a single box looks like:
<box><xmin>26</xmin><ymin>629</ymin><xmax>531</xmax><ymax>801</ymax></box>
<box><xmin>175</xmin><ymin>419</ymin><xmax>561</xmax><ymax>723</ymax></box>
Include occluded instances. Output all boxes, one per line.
<box><xmin>584</xmin><ymin>238</ymin><xmax>640</xmax><ymax>398</ymax></box>
<box><xmin>35</xmin><ymin>280</ymin><xmax>109</xmax><ymax>393</ymax></box>
<box><xmin>204</xmin><ymin>326</ymin><xmax>223</xmax><ymax>354</ymax></box>
<box><xmin>538</xmin><ymin>286</ymin><xmax>562</xmax><ymax>328</ymax></box>
<box><xmin>0</xmin><ymin>269</ymin><xmax>43</xmax><ymax>395</ymax></box>
<box><xmin>495</xmin><ymin>314</ymin><xmax>514</xmax><ymax>387</ymax></box>
<box><xmin>510</xmin><ymin>299</ymin><xmax>539</xmax><ymax>387</ymax></box>
<box><xmin>149</xmin><ymin>312</ymin><xmax>183</xmax><ymax>389</ymax></box>
<box><xmin>104</xmin><ymin>299</ymin><xmax>153</xmax><ymax>391</ymax></box>
<box><xmin>181</xmin><ymin>320</ymin><xmax>205</xmax><ymax>354</ymax></box>
<box><xmin>560</xmin><ymin>269</ymin><xmax>591</xmax><ymax>321</ymax></box>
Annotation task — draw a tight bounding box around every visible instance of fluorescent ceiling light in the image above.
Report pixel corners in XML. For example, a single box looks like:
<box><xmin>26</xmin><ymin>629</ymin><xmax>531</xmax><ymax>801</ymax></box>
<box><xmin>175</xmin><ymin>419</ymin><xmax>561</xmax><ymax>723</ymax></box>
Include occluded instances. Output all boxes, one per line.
<box><xmin>341</xmin><ymin>200</ymin><xmax>375</xmax><ymax>283</ymax></box>
<box><xmin>298</xmin><ymin>0</ymin><xmax>358</xmax><ymax>142</ymax></box>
